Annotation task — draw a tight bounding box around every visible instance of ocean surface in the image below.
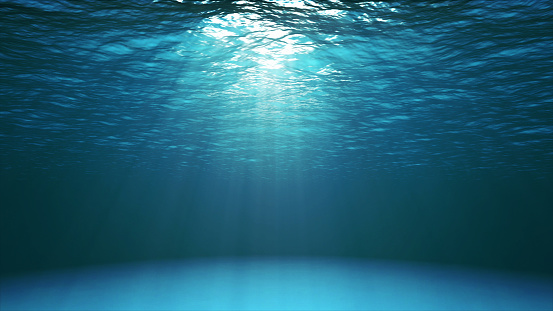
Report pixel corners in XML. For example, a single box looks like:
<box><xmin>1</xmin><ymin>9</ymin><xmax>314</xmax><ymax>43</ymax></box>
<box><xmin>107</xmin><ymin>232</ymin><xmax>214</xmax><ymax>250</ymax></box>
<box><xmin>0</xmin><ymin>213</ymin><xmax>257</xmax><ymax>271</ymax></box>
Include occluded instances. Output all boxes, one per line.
<box><xmin>1</xmin><ymin>0</ymin><xmax>553</xmax><ymax>301</ymax></box>
<box><xmin>2</xmin><ymin>0</ymin><xmax>552</xmax><ymax>179</ymax></box>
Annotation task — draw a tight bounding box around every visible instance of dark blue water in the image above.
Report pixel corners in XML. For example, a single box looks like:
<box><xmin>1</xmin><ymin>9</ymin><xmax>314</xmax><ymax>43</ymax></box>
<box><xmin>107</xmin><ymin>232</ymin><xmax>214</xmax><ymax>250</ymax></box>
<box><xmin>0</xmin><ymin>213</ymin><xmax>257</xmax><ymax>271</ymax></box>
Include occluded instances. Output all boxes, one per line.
<box><xmin>1</xmin><ymin>0</ymin><xmax>553</xmax><ymax>296</ymax></box>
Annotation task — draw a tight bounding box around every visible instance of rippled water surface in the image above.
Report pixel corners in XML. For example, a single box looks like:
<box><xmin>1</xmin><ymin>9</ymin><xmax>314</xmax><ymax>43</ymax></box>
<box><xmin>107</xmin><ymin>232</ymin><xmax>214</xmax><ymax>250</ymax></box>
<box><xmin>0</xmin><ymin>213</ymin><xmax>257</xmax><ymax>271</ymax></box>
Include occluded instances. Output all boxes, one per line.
<box><xmin>2</xmin><ymin>0</ymin><xmax>552</xmax><ymax>179</ymax></box>
<box><xmin>2</xmin><ymin>1</ymin><xmax>553</xmax><ymax>297</ymax></box>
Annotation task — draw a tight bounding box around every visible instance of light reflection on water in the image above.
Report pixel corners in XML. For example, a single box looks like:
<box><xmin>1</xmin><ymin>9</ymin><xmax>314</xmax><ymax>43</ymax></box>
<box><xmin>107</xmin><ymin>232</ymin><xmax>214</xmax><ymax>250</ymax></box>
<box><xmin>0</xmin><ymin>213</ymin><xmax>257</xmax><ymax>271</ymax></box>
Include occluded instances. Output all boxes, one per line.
<box><xmin>1</xmin><ymin>0</ymin><xmax>553</xmax><ymax>291</ymax></box>
<box><xmin>174</xmin><ymin>6</ymin><xmax>344</xmax><ymax>175</ymax></box>
<box><xmin>1</xmin><ymin>0</ymin><xmax>552</xmax><ymax>178</ymax></box>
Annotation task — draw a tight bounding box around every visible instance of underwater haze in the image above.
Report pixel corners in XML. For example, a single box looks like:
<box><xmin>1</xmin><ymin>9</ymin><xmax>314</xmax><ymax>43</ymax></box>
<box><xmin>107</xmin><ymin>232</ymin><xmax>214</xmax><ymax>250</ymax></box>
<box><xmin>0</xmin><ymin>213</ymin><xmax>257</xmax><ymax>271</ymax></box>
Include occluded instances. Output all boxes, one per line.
<box><xmin>1</xmin><ymin>0</ymin><xmax>553</xmax><ymax>308</ymax></box>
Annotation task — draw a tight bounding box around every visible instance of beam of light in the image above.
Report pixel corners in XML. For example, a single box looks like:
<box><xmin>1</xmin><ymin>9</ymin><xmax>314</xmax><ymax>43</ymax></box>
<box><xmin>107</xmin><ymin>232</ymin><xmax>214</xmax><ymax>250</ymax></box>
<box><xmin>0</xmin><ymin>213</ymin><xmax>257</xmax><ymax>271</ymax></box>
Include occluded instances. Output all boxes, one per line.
<box><xmin>173</xmin><ymin>7</ymin><xmax>337</xmax><ymax>178</ymax></box>
<box><xmin>166</xmin><ymin>0</ymin><xmax>404</xmax><ymax>177</ymax></box>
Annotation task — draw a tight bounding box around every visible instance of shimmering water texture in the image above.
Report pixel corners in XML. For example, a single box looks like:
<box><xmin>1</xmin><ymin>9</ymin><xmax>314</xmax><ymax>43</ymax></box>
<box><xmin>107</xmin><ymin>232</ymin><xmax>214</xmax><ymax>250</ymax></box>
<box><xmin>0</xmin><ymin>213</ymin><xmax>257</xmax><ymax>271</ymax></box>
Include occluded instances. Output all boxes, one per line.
<box><xmin>2</xmin><ymin>0</ymin><xmax>552</xmax><ymax>179</ymax></box>
<box><xmin>1</xmin><ymin>259</ymin><xmax>552</xmax><ymax>310</ymax></box>
<box><xmin>1</xmin><ymin>1</ymin><xmax>553</xmax><ymax>309</ymax></box>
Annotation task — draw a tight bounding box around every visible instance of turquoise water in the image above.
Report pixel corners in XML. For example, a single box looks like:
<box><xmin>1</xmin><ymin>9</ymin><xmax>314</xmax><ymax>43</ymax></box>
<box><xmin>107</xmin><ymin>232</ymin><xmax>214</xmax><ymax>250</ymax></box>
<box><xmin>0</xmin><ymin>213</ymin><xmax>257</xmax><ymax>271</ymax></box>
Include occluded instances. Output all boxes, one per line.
<box><xmin>2</xmin><ymin>259</ymin><xmax>552</xmax><ymax>310</ymax></box>
<box><xmin>2</xmin><ymin>0</ymin><xmax>552</xmax><ymax>178</ymax></box>
<box><xmin>1</xmin><ymin>1</ymin><xmax>553</xmax><ymax>307</ymax></box>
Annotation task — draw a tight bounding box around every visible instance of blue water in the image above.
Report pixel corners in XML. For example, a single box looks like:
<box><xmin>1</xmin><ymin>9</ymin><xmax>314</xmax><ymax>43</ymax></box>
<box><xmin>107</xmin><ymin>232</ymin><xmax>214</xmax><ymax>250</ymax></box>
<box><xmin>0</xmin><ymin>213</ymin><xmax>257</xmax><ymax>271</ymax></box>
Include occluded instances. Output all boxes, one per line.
<box><xmin>2</xmin><ymin>0</ymin><xmax>552</xmax><ymax>179</ymax></box>
<box><xmin>2</xmin><ymin>258</ymin><xmax>553</xmax><ymax>310</ymax></box>
<box><xmin>1</xmin><ymin>1</ymin><xmax>553</xmax><ymax>308</ymax></box>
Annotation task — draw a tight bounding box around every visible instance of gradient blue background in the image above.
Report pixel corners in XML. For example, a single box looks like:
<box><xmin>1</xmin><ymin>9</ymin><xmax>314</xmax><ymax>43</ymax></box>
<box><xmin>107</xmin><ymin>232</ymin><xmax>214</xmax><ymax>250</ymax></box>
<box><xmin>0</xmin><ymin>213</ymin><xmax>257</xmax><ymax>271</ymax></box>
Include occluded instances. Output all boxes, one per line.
<box><xmin>1</xmin><ymin>0</ymin><xmax>552</xmax><ymax>309</ymax></box>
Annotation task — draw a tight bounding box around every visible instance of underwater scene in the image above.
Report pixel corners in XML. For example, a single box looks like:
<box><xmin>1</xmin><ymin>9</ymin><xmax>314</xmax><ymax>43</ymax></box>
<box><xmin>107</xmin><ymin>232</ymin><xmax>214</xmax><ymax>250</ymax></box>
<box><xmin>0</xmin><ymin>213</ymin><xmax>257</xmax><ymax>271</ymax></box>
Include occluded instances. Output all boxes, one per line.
<box><xmin>1</xmin><ymin>0</ymin><xmax>552</xmax><ymax>309</ymax></box>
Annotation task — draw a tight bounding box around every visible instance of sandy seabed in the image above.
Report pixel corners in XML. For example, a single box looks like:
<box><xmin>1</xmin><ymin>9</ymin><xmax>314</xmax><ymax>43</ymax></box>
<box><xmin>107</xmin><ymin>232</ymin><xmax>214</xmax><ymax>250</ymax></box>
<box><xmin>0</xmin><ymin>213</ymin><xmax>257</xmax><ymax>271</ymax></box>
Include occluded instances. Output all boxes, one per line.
<box><xmin>1</xmin><ymin>258</ymin><xmax>551</xmax><ymax>310</ymax></box>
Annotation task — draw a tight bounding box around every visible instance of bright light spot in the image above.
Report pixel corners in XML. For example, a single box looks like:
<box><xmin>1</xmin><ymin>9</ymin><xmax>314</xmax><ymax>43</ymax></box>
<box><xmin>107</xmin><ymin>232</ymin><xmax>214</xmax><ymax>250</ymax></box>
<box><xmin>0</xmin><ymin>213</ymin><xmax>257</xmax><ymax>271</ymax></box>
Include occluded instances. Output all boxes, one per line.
<box><xmin>320</xmin><ymin>9</ymin><xmax>345</xmax><ymax>17</ymax></box>
<box><xmin>173</xmin><ymin>5</ymin><xmax>338</xmax><ymax>172</ymax></box>
<box><xmin>195</xmin><ymin>13</ymin><xmax>314</xmax><ymax>72</ymax></box>
<box><xmin>268</xmin><ymin>0</ymin><xmax>312</xmax><ymax>9</ymax></box>
<box><xmin>257</xmin><ymin>58</ymin><xmax>283</xmax><ymax>69</ymax></box>
<box><xmin>203</xmin><ymin>27</ymin><xmax>237</xmax><ymax>40</ymax></box>
<box><xmin>265</xmin><ymin>29</ymin><xmax>289</xmax><ymax>39</ymax></box>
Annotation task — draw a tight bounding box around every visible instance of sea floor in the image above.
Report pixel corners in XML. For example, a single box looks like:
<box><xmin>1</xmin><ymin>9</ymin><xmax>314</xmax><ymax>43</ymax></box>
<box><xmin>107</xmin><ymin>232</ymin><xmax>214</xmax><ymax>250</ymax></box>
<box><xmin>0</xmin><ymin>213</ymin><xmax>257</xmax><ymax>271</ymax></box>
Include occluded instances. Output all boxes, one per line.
<box><xmin>1</xmin><ymin>258</ymin><xmax>551</xmax><ymax>310</ymax></box>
